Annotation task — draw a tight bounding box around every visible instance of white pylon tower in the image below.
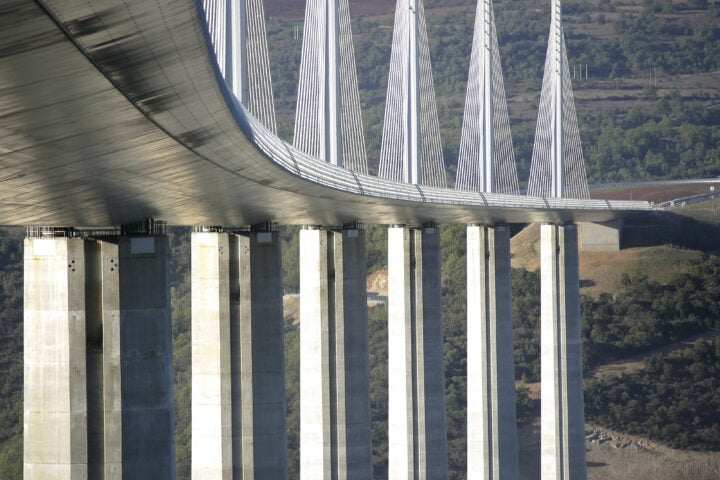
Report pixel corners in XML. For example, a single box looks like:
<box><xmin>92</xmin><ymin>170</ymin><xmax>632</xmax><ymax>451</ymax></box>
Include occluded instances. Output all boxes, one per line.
<box><xmin>456</xmin><ymin>0</ymin><xmax>519</xmax><ymax>194</ymax></box>
<box><xmin>203</xmin><ymin>0</ymin><xmax>277</xmax><ymax>133</ymax></box>
<box><xmin>460</xmin><ymin>4</ymin><xmax>520</xmax><ymax>480</ymax></box>
<box><xmin>294</xmin><ymin>0</ymin><xmax>368</xmax><ymax>173</ymax></box>
<box><xmin>527</xmin><ymin>0</ymin><xmax>589</xmax><ymax>198</ymax></box>
<box><xmin>379</xmin><ymin>0</ymin><xmax>446</xmax><ymax>187</ymax></box>
<box><xmin>531</xmin><ymin>5</ymin><xmax>588</xmax><ymax>480</ymax></box>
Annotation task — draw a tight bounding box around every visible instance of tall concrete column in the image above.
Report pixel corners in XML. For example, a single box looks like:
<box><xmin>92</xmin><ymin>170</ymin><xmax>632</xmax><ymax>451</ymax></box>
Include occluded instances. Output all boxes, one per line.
<box><xmin>117</xmin><ymin>235</ymin><xmax>175</xmax><ymax>479</ymax></box>
<box><xmin>299</xmin><ymin>226</ymin><xmax>372</xmax><ymax>480</ymax></box>
<box><xmin>24</xmin><ymin>236</ymin><xmax>89</xmax><ymax>480</ymax></box>
<box><xmin>192</xmin><ymin>231</ymin><xmax>233</xmax><ymax>479</ymax></box>
<box><xmin>387</xmin><ymin>225</ymin><xmax>448</xmax><ymax>480</ymax></box>
<box><xmin>85</xmin><ymin>239</ymin><xmax>123</xmax><ymax>480</ymax></box>
<box><xmin>191</xmin><ymin>229</ymin><xmax>287</xmax><ymax>480</ymax></box>
<box><xmin>24</xmin><ymin>233</ymin><xmax>175</xmax><ymax>480</ymax></box>
<box><xmin>466</xmin><ymin>225</ymin><xmax>519</xmax><ymax>480</ymax></box>
<box><xmin>540</xmin><ymin>223</ymin><xmax>587</xmax><ymax>480</ymax></box>
<box><xmin>239</xmin><ymin>230</ymin><xmax>288</xmax><ymax>478</ymax></box>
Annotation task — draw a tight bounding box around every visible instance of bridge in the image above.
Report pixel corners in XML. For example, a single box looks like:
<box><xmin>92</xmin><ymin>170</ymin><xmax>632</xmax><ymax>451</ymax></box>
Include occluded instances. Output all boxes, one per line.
<box><xmin>2</xmin><ymin>0</ymin><xmax>653</xmax><ymax>479</ymax></box>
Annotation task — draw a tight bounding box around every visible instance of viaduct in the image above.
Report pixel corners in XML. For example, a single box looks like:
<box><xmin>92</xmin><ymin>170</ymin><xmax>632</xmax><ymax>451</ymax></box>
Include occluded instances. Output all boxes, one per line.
<box><xmin>1</xmin><ymin>0</ymin><xmax>652</xmax><ymax>478</ymax></box>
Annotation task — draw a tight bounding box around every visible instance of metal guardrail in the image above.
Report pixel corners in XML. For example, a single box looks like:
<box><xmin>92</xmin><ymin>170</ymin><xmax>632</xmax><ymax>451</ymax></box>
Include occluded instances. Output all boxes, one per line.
<box><xmin>659</xmin><ymin>192</ymin><xmax>720</xmax><ymax>209</ymax></box>
<box><xmin>590</xmin><ymin>179</ymin><xmax>720</xmax><ymax>190</ymax></box>
<box><xmin>26</xmin><ymin>219</ymin><xmax>167</xmax><ymax>238</ymax></box>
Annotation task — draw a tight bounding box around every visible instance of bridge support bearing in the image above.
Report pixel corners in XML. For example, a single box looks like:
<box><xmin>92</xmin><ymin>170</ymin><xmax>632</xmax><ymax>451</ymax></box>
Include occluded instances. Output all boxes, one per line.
<box><xmin>466</xmin><ymin>225</ymin><xmax>519</xmax><ymax>480</ymax></box>
<box><xmin>24</xmin><ymin>234</ymin><xmax>175</xmax><ymax>480</ymax></box>
<box><xmin>387</xmin><ymin>225</ymin><xmax>448</xmax><ymax>479</ymax></box>
<box><xmin>540</xmin><ymin>224</ymin><xmax>587</xmax><ymax>480</ymax></box>
<box><xmin>299</xmin><ymin>227</ymin><xmax>372</xmax><ymax>480</ymax></box>
<box><xmin>191</xmin><ymin>230</ymin><xmax>287</xmax><ymax>479</ymax></box>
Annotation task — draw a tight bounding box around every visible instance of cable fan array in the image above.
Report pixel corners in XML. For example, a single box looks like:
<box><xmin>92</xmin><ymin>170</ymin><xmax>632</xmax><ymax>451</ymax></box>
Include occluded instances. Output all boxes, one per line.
<box><xmin>293</xmin><ymin>0</ymin><xmax>368</xmax><ymax>174</ymax></box>
<box><xmin>202</xmin><ymin>0</ymin><xmax>277</xmax><ymax>134</ymax></box>
<box><xmin>456</xmin><ymin>0</ymin><xmax>519</xmax><ymax>194</ymax></box>
<box><xmin>378</xmin><ymin>0</ymin><xmax>447</xmax><ymax>188</ymax></box>
<box><xmin>202</xmin><ymin>0</ymin><xmax>590</xmax><ymax>199</ymax></box>
<box><xmin>527</xmin><ymin>0</ymin><xmax>590</xmax><ymax>199</ymax></box>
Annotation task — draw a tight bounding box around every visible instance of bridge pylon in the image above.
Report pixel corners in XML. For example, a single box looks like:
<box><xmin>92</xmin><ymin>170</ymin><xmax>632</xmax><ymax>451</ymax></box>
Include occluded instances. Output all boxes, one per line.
<box><xmin>529</xmin><ymin>3</ymin><xmax>589</xmax><ymax>480</ymax></box>
<box><xmin>457</xmin><ymin>4</ymin><xmax>520</xmax><ymax>479</ymax></box>
<box><xmin>528</xmin><ymin>0</ymin><xmax>589</xmax><ymax>200</ymax></box>
<box><xmin>379</xmin><ymin>0</ymin><xmax>446</xmax><ymax>187</ymax></box>
<box><xmin>202</xmin><ymin>0</ymin><xmax>277</xmax><ymax>133</ymax></box>
<box><xmin>456</xmin><ymin>0</ymin><xmax>519</xmax><ymax>195</ymax></box>
<box><xmin>294</xmin><ymin>0</ymin><xmax>369</xmax><ymax>173</ymax></box>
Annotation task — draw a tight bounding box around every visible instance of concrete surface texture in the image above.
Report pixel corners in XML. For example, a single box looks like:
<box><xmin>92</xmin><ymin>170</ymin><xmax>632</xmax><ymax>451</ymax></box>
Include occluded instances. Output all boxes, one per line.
<box><xmin>299</xmin><ymin>228</ymin><xmax>373</xmax><ymax>480</ymax></box>
<box><xmin>24</xmin><ymin>237</ymin><xmax>89</xmax><ymax>480</ymax></box>
<box><xmin>240</xmin><ymin>231</ymin><xmax>287</xmax><ymax>478</ymax></box>
<box><xmin>191</xmin><ymin>231</ymin><xmax>287</xmax><ymax>479</ymax></box>
<box><xmin>466</xmin><ymin>225</ymin><xmax>519</xmax><ymax>480</ymax></box>
<box><xmin>387</xmin><ymin>226</ymin><xmax>448</xmax><ymax>480</ymax></box>
<box><xmin>117</xmin><ymin>236</ymin><xmax>175</xmax><ymax>479</ymax></box>
<box><xmin>24</xmin><ymin>235</ymin><xmax>175</xmax><ymax>480</ymax></box>
<box><xmin>191</xmin><ymin>232</ymin><xmax>234</xmax><ymax>479</ymax></box>
<box><xmin>580</xmin><ymin>221</ymin><xmax>621</xmax><ymax>252</ymax></box>
<box><xmin>540</xmin><ymin>224</ymin><xmax>587</xmax><ymax>480</ymax></box>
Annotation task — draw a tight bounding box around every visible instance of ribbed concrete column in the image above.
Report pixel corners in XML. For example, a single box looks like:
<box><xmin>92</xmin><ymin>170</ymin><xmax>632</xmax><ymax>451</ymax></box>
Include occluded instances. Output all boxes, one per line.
<box><xmin>540</xmin><ymin>224</ymin><xmax>587</xmax><ymax>480</ymax></box>
<box><xmin>192</xmin><ymin>229</ymin><xmax>287</xmax><ymax>480</ymax></box>
<box><xmin>24</xmin><ymin>234</ymin><xmax>174</xmax><ymax>480</ymax></box>
<box><xmin>116</xmin><ymin>235</ymin><xmax>175</xmax><ymax>479</ymax></box>
<box><xmin>192</xmin><ymin>231</ymin><xmax>233</xmax><ymax>479</ymax></box>
<box><xmin>387</xmin><ymin>225</ymin><xmax>448</xmax><ymax>480</ymax></box>
<box><xmin>299</xmin><ymin>226</ymin><xmax>372</xmax><ymax>480</ymax></box>
<box><xmin>85</xmin><ymin>239</ymin><xmax>123</xmax><ymax>480</ymax></box>
<box><xmin>466</xmin><ymin>225</ymin><xmax>519</xmax><ymax>480</ymax></box>
<box><xmin>24</xmin><ymin>237</ymin><xmax>88</xmax><ymax>480</ymax></box>
<box><xmin>240</xmin><ymin>230</ymin><xmax>288</xmax><ymax>478</ymax></box>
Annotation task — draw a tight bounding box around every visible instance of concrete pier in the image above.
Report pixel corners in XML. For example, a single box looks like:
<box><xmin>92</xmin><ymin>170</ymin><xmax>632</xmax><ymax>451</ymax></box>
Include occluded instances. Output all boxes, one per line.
<box><xmin>191</xmin><ymin>229</ymin><xmax>287</xmax><ymax>479</ymax></box>
<box><xmin>466</xmin><ymin>225</ymin><xmax>519</xmax><ymax>480</ymax></box>
<box><xmin>24</xmin><ymin>234</ymin><xmax>175</xmax><ymax>480</ymax></box>
<box><xmin>117</xmin><ymin>235</ymin><xmax>175</xmax><ymax>479</ymax></box>
<box><xmin>387</xmin><ymin>225</ymin><xmax>448</xmax><ymax>480</ymax></box>
<box><xmin>299</xmin><ymin>227</ymin><xmax>372</xmax><ymax>480</ymax></box>
<box><xmin>24</xmin><ymin>237</ymin><xmax>88</xmax><ymax>479</ymax></box>
<box><xmin>540</xmin><ymin>224</ymin><xmax>587</xmax><ymax>480</ymax></box>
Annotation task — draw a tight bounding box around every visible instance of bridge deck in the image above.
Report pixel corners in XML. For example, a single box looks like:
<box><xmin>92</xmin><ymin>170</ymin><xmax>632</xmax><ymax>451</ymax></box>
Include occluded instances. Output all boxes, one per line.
<box><xmin>0</xmin><ymin>0</ymin><xmax>651</xmax><ymax>227</ymax></box>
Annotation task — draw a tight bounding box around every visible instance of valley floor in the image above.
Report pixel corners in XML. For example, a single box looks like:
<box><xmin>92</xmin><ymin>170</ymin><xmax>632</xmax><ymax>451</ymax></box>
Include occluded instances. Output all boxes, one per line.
<box><xmin>519</xmin><ymin>423</ymin><xmax>720</xmax><ymax>480</ymax></box>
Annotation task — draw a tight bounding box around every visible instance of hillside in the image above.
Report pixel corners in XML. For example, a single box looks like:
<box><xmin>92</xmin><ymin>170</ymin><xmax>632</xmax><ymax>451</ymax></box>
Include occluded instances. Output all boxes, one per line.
<box><xmin>513</xmin><ymin>197</ymin><xmax>720</xmax><ymax>294</ymax></box>
<box><xmin>560</xmin><ymin>424</ymin><xmax>720</xmax><ymax>480</ymax></box>
<box><xmin>361</xmin><ymin>200</ymin><xmax>719</xmax><ymax>302</ymax></box>
<box><xmin>510</xmin><ymin>223</ymin><xmax>708</xmax><ymax>296</ymax></box>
